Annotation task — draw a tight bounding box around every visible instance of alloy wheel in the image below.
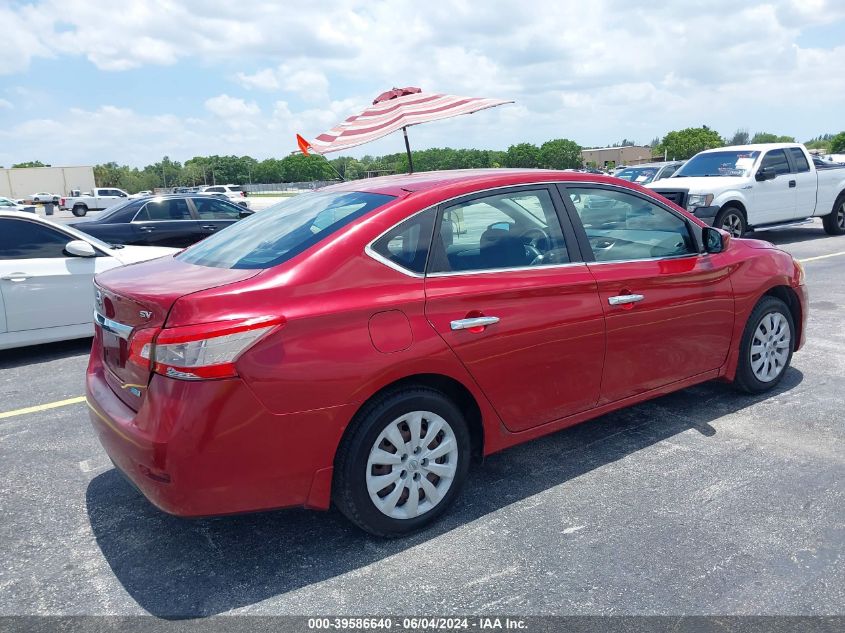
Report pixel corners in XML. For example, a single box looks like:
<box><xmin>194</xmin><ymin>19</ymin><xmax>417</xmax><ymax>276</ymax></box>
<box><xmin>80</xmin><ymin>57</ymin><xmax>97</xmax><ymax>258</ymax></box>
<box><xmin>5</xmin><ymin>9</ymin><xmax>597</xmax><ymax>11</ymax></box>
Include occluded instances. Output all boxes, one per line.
<box><xmin>366</xmin><ymin>410</ymin><xmax>458</xmax><ymax>520</ymax></box>
<box><xmin>750</xmin><ymin>312</ymin><xmax>791</xmax><ymax>383</ymax></box>
<box><xmin>837</xmin><ymin>203</ymin><xmax>845</xmax><ymax>231</ymax></box>
<box><xmin>721</xmin><ymin>212</ymin><xmax>744</xmax><ymax>237</ymax></box>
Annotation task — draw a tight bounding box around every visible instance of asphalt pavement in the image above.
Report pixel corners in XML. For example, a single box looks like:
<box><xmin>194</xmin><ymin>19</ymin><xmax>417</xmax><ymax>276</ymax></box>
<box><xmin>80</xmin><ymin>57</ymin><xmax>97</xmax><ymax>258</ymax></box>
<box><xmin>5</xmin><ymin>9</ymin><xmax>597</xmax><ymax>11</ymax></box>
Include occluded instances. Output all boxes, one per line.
<box><xmin>0</xmin><ymin>220</ymin><xmax>843</xmax><ymax>618</ymax></box>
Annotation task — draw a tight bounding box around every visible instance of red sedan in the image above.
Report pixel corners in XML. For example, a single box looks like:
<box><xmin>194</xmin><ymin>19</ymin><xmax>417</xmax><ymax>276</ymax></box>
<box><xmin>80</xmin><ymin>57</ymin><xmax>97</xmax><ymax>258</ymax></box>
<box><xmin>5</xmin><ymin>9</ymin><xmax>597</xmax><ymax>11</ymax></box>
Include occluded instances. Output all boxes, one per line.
<box><xmin>86</xmin><ymin>170</ymin><xmax>807</xmax><ymax>536</ymax></box>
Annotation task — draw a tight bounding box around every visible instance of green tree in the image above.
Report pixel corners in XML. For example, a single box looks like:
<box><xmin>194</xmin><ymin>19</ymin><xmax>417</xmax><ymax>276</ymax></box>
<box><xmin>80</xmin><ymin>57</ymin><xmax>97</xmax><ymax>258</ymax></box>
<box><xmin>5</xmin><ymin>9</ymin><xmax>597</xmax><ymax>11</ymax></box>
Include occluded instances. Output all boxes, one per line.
<box><xmin>538</xmin><ymin>139</ymin><xmax>582</xmax><ymax>169</ymax></box>
<box><xmin>12</xmin><ymin>160</ymin><xmax>49</xmax><ymax>168</ymax></box>
<box><xmin>657</xmin><ymin>126</ymin><xmax>724</xmax><ymax>160</ymax></box>
<box><xmin>830</xmin><ymin>131</ymin><xmax>845</xmax><ymax>153</ymax></box>
<box><xmin>750</xmin><ymin>132</ymin><xmax>795</xmax><ymax>143</ymax></box>
<box><xmin>729</xmin><ymin>129</ymin><xmax>750</xmax><ymax>145</ymax></box>
<box><xmin>504</xmin><ymin>143</ymin><xmax>540</xmax><ymax>168</ymax></box>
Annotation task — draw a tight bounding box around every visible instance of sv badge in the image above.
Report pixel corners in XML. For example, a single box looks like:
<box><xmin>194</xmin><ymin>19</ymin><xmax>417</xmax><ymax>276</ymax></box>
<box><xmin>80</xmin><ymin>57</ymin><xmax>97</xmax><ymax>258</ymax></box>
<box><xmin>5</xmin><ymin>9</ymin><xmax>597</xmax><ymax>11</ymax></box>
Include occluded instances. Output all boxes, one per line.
<box><xmin>139</xmin><ymin>310</ymin><xmax>153</xmax><ymax>320</ymax></box>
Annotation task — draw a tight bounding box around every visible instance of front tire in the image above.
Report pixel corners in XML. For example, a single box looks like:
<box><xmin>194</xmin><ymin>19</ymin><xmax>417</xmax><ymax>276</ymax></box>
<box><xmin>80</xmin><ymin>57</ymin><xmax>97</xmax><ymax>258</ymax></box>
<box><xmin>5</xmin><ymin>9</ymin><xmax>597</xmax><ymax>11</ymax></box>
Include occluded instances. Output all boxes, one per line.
<box><xmin>733</xmin><ymin>296</ymin><xmax>795</xmax><ymax>393</ymax></box>
<box><xmin>822</xmin><ymin>195</ymin><xmax>845</xmax><ymax>236</ymax></box>
<box><xmin>715</xmin><ymin>205</ymin><xmax>747</xmax><ymax>238</ymax></box>
<box><xmin>333</xmin><ymin>387</ymin><xmax>471</xmax><ymax>537</ymax></box>
<box><xmin>72</xmin><ymin>205</ymin><xmax>88</xmax><ymax>217</ymax></box>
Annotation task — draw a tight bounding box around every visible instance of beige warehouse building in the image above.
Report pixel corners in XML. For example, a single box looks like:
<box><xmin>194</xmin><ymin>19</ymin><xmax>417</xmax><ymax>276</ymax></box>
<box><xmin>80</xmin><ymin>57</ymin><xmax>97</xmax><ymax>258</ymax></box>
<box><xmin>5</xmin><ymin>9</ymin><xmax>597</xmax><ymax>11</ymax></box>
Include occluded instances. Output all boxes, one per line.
<box><xmin>0</xmin><ymin>166</ymin><xmax>96</xmax><ymax>199</ymax></box>
<box><xmin>581</xmin><ymin>145</ymin><xmax>654</xmax><ymax>168</ymax></box>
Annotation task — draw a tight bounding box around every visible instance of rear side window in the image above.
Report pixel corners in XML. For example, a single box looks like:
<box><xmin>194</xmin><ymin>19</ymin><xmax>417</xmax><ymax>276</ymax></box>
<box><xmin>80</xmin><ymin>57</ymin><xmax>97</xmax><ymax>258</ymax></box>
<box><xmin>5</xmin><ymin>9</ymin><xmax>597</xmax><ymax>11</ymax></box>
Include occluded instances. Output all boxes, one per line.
<box><xmin>193</xmin><ymin>197</ymin><xmax>241</xmax><ymax>219</ymax></box>
<box><xmin>178</xmin><ymin>191</ymin><xmax>396</xmax><ymax>269</ymax></box>
<box><xmin>788</xmin><ymin>148</ymin><xmax>810</xmax><ymax>173</ymax></box>
<box><xmin>370</xmin><ymin>208</ymin><xmax>436</xmax><ymax>274</ymax></box>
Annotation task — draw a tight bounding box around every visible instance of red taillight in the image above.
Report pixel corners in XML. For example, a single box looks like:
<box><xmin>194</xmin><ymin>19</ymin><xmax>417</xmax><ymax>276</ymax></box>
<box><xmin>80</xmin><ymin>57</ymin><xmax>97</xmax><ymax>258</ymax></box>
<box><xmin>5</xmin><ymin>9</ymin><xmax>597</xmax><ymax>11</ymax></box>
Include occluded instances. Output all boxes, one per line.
<box><xmin>150</xmin><ymin>316</ymin><xmax>284</xmax><ymax>380</ymax></box>
<box><xmin>60</xmin><ymin>197</ymin><xmax>66</xmax><ymax>206</ymax></box>
<box><xmin>240</xmin><ymin>191</ymin><xmax>246</xmax><ymax>197</ymax></box>
<box><xmin>127</xmin><ymin>327</ymin><xmax>158</xmax><ymax>370</ymax></box>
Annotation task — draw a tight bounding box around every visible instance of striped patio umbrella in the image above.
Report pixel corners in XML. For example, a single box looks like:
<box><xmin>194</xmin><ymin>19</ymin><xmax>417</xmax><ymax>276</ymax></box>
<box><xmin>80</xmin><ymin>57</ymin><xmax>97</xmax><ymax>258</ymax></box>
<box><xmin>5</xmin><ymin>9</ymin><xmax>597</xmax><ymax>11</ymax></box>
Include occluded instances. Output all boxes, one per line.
<box><xmin>296</xmin><ymin>87</ymin><xmax>512</xmax><ymax>173</ymax></box>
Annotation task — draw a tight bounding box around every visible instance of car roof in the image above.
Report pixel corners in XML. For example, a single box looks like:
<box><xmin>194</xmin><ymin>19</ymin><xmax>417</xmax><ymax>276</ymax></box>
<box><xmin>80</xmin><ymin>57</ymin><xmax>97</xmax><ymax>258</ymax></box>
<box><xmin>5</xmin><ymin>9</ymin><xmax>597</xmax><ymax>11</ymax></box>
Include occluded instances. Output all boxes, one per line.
<box><xmin>320</xmin><ymin>168</ymin><xmax>628</xmax><ymax>197</ymax></box>
<box><xmin>0</xmin><ymin>210</ymin><xmax>67</xmax><ymax>225</ymax></box>
<box><xmin>617</xmin><ymin>161</ymin><xmax>682</xmax><ymax>169</ymax></box>
<box><xmin>699</xmin><ymin>143</ymin><xmax>801</xmax><ymax>153</ymax></box>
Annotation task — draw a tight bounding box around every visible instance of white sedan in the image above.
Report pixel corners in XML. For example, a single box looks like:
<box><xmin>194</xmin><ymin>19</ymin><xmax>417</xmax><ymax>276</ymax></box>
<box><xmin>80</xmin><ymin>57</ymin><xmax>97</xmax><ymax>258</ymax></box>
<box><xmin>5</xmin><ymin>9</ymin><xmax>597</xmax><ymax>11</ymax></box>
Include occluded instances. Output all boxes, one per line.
<box><xmin>28</xmin><ymin>192</ymin><xmax>60</xmax><ymax>204</ymax></box>
<box><xmin>0</xmin><ymin>211</ymin><xmax>178</xmax><ymax>350</ymax></box>
<box><xmin>0</xmin><ymin>197</ymin><xmax>28</xmax><ymax>212</ymax></box>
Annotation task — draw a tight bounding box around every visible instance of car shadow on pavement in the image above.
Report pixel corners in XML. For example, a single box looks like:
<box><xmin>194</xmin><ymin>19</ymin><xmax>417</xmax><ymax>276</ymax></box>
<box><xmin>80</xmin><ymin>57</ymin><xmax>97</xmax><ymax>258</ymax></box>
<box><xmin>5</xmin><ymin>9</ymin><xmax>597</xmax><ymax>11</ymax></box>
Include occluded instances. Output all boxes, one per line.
<box><xmin>0</xmin><ymin>337</ymin><xmax>92</xmax><ymax>369</ymax></box>
<box><xmin>86</xmin><ymin>368</ymin><xmax>802</xmax><ymax>619</ymax></box>
<box><xmin>751</xmin><ymin>225</ymin><xmax>830</xmax><ymax>245</ymax></box>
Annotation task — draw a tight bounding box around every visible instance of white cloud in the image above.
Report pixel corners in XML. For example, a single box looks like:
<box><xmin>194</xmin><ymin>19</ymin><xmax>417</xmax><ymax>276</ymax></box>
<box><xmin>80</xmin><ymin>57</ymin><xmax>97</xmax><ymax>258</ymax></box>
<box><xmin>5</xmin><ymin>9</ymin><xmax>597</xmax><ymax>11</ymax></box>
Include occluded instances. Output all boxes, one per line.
<box><xmin>1</xmin><ymin>0</ymin><xmax>844</xmax><ymax>165</ymax></box>
<box><xmin>0</xmin><ymin>99</ymin><xmax>13</xmax><ymax>110</ymax></box>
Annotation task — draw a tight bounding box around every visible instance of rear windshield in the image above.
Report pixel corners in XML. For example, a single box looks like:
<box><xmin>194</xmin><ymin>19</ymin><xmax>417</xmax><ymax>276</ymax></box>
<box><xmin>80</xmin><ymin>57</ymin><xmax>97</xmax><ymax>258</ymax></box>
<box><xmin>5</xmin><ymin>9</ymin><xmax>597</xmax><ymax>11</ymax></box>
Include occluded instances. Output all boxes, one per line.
<box><xmin>675</xmin><ymin>151</ymin><xmax>760</xmax><ymax>177</ymax></box>
<box><xmin>177</xmin><ymin>190</ymin><xmax>395</xmax><ymax>269</ymax></box>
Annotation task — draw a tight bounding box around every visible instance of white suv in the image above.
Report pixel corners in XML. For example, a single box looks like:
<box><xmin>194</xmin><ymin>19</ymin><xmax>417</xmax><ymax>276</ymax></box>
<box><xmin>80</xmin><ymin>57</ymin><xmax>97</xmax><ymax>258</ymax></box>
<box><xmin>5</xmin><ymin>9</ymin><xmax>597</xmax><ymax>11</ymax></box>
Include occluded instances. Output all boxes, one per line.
<box><xmin>198</xmin><ymin>184</ymin><xmax>250</xmax><ymax>208</ymax></box>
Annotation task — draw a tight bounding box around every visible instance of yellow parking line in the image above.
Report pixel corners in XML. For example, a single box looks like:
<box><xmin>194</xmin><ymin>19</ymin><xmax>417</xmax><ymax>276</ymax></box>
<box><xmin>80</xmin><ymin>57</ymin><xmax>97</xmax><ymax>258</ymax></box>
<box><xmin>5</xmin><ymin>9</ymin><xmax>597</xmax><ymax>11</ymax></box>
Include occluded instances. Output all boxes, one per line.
<box><xmin>800</xmin><ymin>250</ymin><xmax>845</xmax><ymax>263</ymax></box>
<box><xmin>0</xmin><ymin>396</ymin><xmax>86</xmax><ymax>420</ymax></box>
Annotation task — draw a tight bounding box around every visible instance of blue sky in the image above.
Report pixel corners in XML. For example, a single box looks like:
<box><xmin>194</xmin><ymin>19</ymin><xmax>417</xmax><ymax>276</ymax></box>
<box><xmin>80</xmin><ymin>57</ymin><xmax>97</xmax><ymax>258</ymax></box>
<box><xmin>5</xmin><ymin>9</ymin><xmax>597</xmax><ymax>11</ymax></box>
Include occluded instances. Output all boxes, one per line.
<box><xmin>1</xmin><ymin>0</ymin><xmax>844</xmax><ymax>167</ymax></box>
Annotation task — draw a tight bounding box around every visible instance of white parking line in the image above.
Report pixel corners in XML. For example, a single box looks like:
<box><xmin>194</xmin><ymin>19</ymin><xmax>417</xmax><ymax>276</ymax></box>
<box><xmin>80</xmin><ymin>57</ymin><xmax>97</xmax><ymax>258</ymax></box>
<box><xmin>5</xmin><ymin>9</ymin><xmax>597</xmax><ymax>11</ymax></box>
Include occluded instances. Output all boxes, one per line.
<box><xmin>800</xmin><ymin>250</ymin><xmax>845</xmax><ymax>263</ymax></box>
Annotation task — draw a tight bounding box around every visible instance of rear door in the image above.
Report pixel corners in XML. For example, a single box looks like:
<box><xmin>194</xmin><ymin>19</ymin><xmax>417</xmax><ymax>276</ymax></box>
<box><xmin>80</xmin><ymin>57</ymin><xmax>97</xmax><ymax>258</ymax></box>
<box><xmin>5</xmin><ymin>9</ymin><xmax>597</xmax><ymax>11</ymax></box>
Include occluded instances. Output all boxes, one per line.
<box><xmin>423</xmin><ymin>186</ymin><xmax>606</xmax><ymax>432</ymax></box>
<box><xmin>190</xmin><ymin>197</ymin><xmax>245</xmax><ymax>239</ymax></box>
<box><xmin>130</xmin><ymin>198</ymin><xmax>202</xmax><ymax>246</ymax></box>
<box><xmin>560</xmin><ymin>184</ymin><xmax>735</xmax><ymax>404</ymax></box>
<box><xmin>753</xmin><ymin>149</ymin><xmax>796</xmax><ymax>223</ymax></box>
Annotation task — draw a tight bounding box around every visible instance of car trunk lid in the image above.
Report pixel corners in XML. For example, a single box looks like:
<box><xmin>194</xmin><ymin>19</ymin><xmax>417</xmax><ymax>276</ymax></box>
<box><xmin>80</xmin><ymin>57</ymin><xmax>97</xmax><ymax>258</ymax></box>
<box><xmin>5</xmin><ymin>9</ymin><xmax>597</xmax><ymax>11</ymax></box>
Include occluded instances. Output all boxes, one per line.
<box><xmin>94</xmin><ymin>256</ymin><xmax>260</xmax><ymax>410</ymax></box>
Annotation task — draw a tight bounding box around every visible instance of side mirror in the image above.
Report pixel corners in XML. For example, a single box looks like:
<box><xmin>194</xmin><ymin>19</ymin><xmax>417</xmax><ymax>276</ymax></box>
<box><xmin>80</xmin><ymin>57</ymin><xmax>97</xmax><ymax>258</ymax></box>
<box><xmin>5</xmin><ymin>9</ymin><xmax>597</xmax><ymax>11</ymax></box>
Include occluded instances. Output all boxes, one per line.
<box><xmin>65</xmin><ymin>240</ymin><xmax>97</xmax><ymax>257</ymax></box>
<box><xmin>703</xmin><ymin>227</ymin><xmax>731</xmax><ymax>254</ymax></box>
<box><xmin>238</xmin><ymin>209</ymin><xmax>252</xmax><ymax>218</ymax></box>
<box><xmin>755</xmin><ymin>166</ymin><xmax>776</xmax><ymax>181</ymax></box>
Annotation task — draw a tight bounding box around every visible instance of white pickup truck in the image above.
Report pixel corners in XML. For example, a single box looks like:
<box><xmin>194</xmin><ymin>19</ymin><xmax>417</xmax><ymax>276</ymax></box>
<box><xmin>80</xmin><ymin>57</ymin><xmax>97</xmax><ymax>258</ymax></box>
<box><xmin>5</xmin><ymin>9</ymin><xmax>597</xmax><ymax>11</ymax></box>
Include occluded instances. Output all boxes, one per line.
<box><xmin>61</xmin><ymin>187</ymin><xmax>130</xmax><ymax>217</ymax></box>
<box><xmin>646</xmin><ymin>143</ymin><xmax>845</xmax><ymax>237</ymax></box>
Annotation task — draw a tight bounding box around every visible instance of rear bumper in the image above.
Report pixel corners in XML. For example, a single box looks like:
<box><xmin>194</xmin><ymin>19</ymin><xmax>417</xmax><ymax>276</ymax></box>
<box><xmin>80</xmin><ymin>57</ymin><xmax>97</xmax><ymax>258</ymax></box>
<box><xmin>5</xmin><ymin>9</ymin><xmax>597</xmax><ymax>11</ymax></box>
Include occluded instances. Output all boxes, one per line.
<box><xmin>85</xmin><ymin>335</ymin><xmax>354</xmax><ymax>517</ymax></box>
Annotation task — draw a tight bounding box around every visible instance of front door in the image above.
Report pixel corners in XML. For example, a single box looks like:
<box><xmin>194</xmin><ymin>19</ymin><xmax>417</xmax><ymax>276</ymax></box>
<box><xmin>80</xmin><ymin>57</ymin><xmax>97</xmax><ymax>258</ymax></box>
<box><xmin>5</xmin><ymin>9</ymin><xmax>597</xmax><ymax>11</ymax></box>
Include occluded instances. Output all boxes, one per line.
<box><xmin>130</xmin><ymin>198</ymin><xmax>201</xmax><ymax>247</ymax></box>
<box><xmin>423</xmin><ymin>186</ymin><xmax>606</xmax><ymax>432</ymax></box>
<box><xmin>0</xmin><ymin>218</ymin><xmax>109</xmax><ymax>331</ymax></box>
<box><xmin>753</xmin><ymin>148</ymin><xmax>797</xmax><ymax>224</ymax></box>
<box><xmin>561</xmin><ymin>185</ymin><xmax>735</xmax><ymax>404</ymax></box>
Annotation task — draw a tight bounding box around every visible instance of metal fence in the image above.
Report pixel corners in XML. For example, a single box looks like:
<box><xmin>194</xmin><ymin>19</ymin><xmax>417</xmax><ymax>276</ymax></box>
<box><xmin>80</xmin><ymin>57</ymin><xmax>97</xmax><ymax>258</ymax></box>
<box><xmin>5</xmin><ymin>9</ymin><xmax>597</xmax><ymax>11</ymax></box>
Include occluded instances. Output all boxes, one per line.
<box><xmin>243</xmin><ymin>181</ymin><xmax>341</xmax><ymax>194</ymax></box>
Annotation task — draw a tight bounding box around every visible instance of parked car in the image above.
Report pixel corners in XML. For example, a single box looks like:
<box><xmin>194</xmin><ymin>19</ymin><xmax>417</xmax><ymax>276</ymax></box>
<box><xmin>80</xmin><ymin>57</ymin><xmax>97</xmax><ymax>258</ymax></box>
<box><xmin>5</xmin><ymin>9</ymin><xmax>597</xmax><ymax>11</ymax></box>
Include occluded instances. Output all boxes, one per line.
<box><xmin>25</xmin><ymin>192</ymin><xmax>60</xmax><ymax>204</ymax></box>
<box><xmin>0</xmin><ymin>197</ymin><xmax>28</xmax><ymax>212</ymax></box>
<box><xmin>614</xmin><ymin>161</ymin><xmax>684</xmax><ymax>185</ymax></box>
<box><xmin>87</xmin><ymin>169</ymin><xmax>806</xmax><ymax>536</ymax></box>
<box><xmin>69</xmin><ymin>195</ymin><xmax>253</xmax><ymax>248</ymax></box>
<box><xmin>647</xmin><ymin>143</ymin><xmax>845</xmax><ymax>237</ymax></box>
<box><xmin>811</xmin><ymin>155</ymin><xmax>844</xmax><ymax>169</ymax></box>
<box><xmin>128</xmin><ymin>190</ymin><xmax>153</xmax><ymax>199</ymax></box>
<box><xmin>61</xmin><ymin>187</ymin><xmax>130</xmax><ymax>216</ymax></box>
<box><xmin>0</xmin><ymin>211</ymin><xmax>176</xmax><ymax>350</ymax></box>
<box><xmin>198</xmin><ymin>184</ymin><xmax>250</xmax><ymax>208</ymax></box>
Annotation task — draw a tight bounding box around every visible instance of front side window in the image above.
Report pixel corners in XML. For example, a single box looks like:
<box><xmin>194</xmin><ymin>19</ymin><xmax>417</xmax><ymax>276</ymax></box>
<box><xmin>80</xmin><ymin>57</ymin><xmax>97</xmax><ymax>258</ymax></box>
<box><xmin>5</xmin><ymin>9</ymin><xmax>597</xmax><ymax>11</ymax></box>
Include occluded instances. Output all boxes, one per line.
<box><xmin>0</xmin><ymin>219</ymin><xmax>72</xmax><ymax>259</ymax></box>
<box><xmin>178</xmin><ymin>190</ymin><xmax>395</xmax><ymax>269</ymax></box>
<box><xmin>567</xmin><ymin>187</ymin><xmax>695</xmax><ymax>262</ymax></box>
<box><xmin>370</xmin><ymin>208</ymin><xmax>436</xmax><ymax>274</ymax></box>
<box><xmin>429</xmin><ymin>189</ymin><xmax>569</xmax><ymax>273</ymax></box>
<box><xmin>193</xmin><ymin>198</ymin><xmax>241</xmax><ymax>220</ymax></box>
<box><xmin>138</xmin><ymin>199</ymin><xmax>192</xmax><ymax>221</ymax></box>
<box><xmin>761</xmin><ymin>149</ymin><xmax>790</xmax><ymax>175</ymax></box>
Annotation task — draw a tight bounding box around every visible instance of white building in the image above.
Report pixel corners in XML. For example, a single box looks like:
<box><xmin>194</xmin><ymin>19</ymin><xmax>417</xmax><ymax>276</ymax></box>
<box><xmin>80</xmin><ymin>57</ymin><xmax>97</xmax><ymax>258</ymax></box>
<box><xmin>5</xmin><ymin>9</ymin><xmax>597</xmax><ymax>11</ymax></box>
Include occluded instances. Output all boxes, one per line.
<box><xmin>0</xmin><ymin>166</ymin><xmax>96</xmax><ymax>199</ymax></box>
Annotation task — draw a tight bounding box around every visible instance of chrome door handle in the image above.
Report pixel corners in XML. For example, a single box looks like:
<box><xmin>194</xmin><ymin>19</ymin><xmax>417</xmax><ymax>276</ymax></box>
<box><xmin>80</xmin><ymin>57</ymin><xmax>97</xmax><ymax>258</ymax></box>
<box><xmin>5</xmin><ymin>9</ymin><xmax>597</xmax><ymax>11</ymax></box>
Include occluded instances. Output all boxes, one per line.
<box><xmin>201</xmin><ymin>225</ymin><xmax>217</xmax><ymax>230</ymax></box>
<box><xmin>140</xmin><ymin>226</ymin><xmax>156</xmax><ymax>231</ymax></box>
<box><xmin>1</xmin><ymin>272</ymin><xmax>30</xmax><ymax>282</ymax></box>
<box><xmin>450</xmin><ymin>316</ymin><xmax>500</xmax><ymax>331</ymax></box>
<box><xmin>608</xmin><ymin>294</ymin><xmax>644</xmax><ymax>306</ymax></box>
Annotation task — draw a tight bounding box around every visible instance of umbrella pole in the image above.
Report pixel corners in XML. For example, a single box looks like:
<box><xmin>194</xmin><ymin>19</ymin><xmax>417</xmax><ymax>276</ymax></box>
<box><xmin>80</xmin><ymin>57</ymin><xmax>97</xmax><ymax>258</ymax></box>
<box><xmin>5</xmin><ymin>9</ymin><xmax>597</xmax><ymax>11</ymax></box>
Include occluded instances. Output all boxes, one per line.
<box><xmin>402</xmin><ymin>126</ymin><xmax>414</xmax><ymax>174</ymax></box>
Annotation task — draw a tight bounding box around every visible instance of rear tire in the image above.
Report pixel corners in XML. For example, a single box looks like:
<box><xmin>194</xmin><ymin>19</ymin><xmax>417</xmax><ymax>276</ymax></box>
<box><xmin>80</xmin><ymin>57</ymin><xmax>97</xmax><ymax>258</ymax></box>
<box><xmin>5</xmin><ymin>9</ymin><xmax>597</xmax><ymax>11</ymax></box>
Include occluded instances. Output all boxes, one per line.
<box><xmin>715</xmin><ymin>205</ymin><xmax>747</xmax><ymax>238</ymax></box>
<box><xmin>333</xmin><ymin>387</ymin><xmax>471</xmax><ymax>537</ymax></box>
<box><xmin>733</xmin><ymin>296</ymin><xmax>795</xmax><ymax>393</ymax></box>
<box><xmin>72</xmin><ymin>205</ymin><xmax>88</xmax><ymax>217</ymax></box>
<box><xmin>822</xmin><ymin>195</ymin><xmax>845</xmax><ymax>236</ymax></box>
